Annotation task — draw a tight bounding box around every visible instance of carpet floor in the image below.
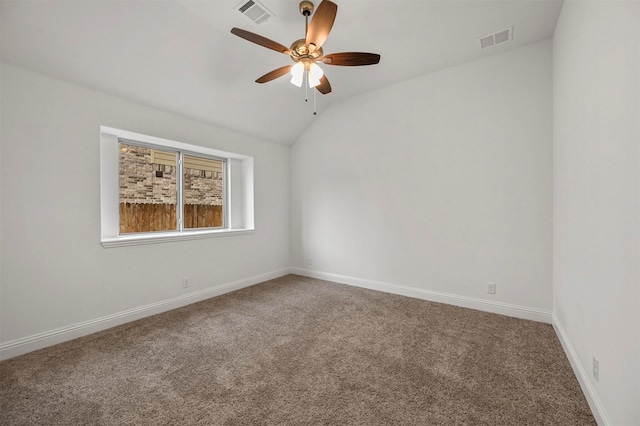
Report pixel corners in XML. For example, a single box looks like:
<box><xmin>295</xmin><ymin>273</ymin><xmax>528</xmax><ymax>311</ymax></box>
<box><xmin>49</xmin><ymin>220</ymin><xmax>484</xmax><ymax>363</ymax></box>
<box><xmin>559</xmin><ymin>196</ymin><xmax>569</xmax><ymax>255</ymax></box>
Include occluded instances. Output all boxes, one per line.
<box><xmin>0</xmin><ymin>274</ymin><xmax>595</xmax><ymax>425</ymax></box>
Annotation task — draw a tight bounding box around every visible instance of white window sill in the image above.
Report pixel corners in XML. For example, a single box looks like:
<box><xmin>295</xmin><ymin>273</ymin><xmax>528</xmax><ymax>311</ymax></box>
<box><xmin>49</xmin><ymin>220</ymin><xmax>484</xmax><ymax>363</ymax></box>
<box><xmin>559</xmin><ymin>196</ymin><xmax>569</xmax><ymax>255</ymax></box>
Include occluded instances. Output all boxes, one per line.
<box><xmin>101</xmin><ymin>228</ymin><xmax>254</xmax><ymax>248</ymax></box>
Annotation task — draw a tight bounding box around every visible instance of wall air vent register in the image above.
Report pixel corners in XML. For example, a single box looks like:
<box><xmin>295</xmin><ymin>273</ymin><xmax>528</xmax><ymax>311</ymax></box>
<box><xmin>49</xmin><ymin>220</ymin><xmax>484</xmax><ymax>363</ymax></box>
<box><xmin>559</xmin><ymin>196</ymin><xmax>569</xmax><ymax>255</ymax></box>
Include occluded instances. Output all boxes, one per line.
<box><xmin>479</xmin><ymin>27</ymin><xmax>513</xmax><ymax>49</ymax></box>
<box><xmin>236</xmin><ymin>0</ymin><xmax>274</xmax><ymax>25</ymax></box>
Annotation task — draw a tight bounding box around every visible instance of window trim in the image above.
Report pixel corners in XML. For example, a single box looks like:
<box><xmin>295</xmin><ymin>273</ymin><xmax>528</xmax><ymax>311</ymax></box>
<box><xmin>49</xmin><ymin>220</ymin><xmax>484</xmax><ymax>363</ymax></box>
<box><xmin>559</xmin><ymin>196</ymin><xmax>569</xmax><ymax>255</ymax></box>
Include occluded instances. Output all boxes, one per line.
<box><xmin>100</xmin><ymin>126</ymin><xmax>254</xmax><ymax>248</ymax></box>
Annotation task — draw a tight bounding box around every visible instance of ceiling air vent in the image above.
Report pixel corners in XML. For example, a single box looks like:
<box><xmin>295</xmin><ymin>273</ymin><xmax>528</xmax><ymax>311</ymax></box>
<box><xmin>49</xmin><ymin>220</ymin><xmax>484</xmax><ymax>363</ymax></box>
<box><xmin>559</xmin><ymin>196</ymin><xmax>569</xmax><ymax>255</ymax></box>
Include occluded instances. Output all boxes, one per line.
<box><xmin>236</xmin><ymin>0</ymin><xmax>274</xmax><ymax>25</ymax></box>
<box><xmin>479</xmin><ymin>27</ymin><xmax>513</xmax><ymax>50</ymax></box>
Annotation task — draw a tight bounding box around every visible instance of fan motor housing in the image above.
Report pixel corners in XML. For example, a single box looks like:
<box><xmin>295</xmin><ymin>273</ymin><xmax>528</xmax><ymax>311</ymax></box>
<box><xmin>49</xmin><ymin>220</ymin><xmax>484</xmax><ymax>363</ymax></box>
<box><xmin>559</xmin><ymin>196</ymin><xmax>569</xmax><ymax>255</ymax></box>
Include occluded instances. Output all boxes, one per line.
<box><xmin>290</xmin><ymin>38</ymin><xmax>323</xmax><ymax>62</ymax></box>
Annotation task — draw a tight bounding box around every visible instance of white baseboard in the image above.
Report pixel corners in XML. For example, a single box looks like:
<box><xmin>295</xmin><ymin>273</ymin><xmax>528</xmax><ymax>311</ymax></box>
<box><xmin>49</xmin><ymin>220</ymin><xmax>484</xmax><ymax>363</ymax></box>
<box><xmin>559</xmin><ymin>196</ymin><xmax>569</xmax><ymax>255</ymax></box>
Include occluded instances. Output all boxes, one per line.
<box><xmin>0</xmin><ymin>268</ymin><xmax>553</xmax><ymax>360</ymax></box>
<box><xmin>2</xmin><ymin>267</ymin><xmax>606</xmax><ymax>424</ymax></box>
<box><xmin>0</xmin><ymin>268</ymin><xmax>291</xmax><ymax>361</ymax></box>
<box><xmin>552</xmin><ymin>315</ymin><xmax>610</xmax><ymax>426</ymax></box>
<box><xmin>290</xmin><ymin>267</ymin><xmax>552</xmax><ymax>324</ymax></box>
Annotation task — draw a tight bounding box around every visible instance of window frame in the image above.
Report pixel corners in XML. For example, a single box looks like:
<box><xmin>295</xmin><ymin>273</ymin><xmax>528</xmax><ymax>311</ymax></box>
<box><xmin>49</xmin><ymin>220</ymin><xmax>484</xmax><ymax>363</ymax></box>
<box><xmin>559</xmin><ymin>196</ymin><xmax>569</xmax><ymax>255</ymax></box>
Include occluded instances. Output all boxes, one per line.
<box><xmin>100</xmin><ymin>126</ymin><xmax>254</xmax><ymax>247</ymax></box>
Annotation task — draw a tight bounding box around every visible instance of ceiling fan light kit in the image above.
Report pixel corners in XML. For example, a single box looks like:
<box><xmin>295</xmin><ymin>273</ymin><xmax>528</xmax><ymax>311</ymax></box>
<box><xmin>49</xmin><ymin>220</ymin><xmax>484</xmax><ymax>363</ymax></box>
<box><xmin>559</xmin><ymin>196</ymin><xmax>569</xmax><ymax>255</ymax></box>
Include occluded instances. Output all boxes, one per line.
<box><xmin>231</xmin><ymin>0</ymin><xmax>380</xmax><ymax>115</ymax></box>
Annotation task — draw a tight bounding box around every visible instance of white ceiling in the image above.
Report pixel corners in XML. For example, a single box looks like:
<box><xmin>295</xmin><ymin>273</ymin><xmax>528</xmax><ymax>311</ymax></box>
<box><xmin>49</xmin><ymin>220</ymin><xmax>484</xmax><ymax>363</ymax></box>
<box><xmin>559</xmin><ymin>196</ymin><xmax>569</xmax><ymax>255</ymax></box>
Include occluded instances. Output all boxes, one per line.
<box><xmin>0</xmin><ymin>0</ymin><xmax>562</xmax><ymax>146</ymax></box>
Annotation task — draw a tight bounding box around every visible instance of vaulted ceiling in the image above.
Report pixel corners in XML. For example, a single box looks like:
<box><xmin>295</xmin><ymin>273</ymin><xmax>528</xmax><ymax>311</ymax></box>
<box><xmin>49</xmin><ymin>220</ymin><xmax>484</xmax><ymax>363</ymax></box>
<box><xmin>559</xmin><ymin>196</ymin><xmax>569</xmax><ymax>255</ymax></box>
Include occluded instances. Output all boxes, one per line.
<box><xmin>0</xmin><ymin>0</ymin><xmax>562</xmax><ymax>145</ymax></box>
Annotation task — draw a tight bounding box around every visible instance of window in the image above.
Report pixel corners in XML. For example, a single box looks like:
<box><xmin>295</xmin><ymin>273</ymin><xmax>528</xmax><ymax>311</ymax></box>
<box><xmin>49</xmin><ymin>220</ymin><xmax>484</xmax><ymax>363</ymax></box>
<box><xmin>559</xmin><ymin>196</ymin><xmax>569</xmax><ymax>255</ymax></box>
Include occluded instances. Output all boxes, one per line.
<box><xmin>118</xmin><ymin>143</ymin><xmax>225</xmax><ymax>233</ymax></box>
<box><xmin>101</xmin><ymin>126</ymin><xmax>254</xmax><ymax>247</ymax></box>
<box><xmin>119</xmin><ymin>144</ymin><xmax>180</xmax><ymax>234</ymax></box>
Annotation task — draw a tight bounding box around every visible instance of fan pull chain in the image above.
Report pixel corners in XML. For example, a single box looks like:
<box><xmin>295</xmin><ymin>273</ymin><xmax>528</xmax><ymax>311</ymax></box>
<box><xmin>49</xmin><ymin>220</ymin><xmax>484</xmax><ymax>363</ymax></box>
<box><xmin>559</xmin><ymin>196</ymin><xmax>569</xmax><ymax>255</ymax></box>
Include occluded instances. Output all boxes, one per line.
<box><xmin>305</xmin><ymin>72</ymin><xmax>308</xmax><ymax>102</ymax></box>
<box><xmin>313</xmin><ymin>89</ymin><xmax>317</xmax><ymax>115</ymax></box>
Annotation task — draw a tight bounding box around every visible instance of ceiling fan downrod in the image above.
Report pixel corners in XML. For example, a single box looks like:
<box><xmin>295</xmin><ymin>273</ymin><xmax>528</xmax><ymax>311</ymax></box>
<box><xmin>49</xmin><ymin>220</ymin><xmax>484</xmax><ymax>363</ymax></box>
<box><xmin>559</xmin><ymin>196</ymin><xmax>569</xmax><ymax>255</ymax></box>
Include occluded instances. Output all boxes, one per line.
<box><xmin>299</xmin><ymin>1</ymin><xmax>314</xmax><ymax>36</ymax></box>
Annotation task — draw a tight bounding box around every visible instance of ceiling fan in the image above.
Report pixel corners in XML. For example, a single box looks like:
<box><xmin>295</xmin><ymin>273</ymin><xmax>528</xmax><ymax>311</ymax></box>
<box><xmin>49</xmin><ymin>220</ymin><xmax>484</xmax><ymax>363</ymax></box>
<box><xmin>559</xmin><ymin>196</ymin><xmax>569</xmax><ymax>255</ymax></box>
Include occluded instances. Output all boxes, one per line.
<box><xmin>231</xmin><ymin>0</ymin><xmax>380</xmax><ymax>96</ymax></box>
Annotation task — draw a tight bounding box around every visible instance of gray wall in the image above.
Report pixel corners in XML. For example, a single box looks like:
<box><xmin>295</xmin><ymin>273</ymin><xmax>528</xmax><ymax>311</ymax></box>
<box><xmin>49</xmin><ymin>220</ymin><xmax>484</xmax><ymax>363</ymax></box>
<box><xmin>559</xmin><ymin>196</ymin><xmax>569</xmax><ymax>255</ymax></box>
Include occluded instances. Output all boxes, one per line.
<box><xmin>291</xmin><ymin>41</ymin><xmax>553</xmax><ymax>319</ymax></box>
<box><xmin>553</xmin><ymin>1</ymin><xmax>640</xmax><ymax>424</ymax></box>
<box><xmin>0</xmin><ymin>64</ymin><xmax>291</xmax><ymax>355</ymax></box>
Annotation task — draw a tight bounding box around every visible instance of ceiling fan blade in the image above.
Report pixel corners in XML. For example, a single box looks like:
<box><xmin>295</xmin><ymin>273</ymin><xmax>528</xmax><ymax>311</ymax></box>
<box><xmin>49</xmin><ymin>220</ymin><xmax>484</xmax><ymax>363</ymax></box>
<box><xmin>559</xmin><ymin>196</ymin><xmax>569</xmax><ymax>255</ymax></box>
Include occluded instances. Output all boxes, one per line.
<box><xmin>315</xmin><ymin>75</ymin><xmax>332</xmax><ymax>95</ymax></box>
<box><xmin>322</xmin><ymin>52</ymin><xmax>381</xmax><ymax>66</ymax></box>
<box><xmin>255</xmin><ymin>65</ymin><xmax>293</xmax><ymax>84</ymax></box>
<box><xmin>231</xmin><ymin>28</ymin><xmax>291</xmax><ymax>55</ymax></box>
<box><xmin>306</xmin><ymin>0</ymin><xmax>337</xmax><ymax>51</ymax></box>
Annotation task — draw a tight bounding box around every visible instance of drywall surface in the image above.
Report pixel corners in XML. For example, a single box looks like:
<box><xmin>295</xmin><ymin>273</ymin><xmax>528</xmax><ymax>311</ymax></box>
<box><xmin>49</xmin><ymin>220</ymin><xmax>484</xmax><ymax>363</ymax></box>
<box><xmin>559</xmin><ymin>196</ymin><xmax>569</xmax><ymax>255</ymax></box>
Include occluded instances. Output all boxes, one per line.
<box><xmin>553</xmin><ymin>1</ymin><xmax>640</xmax><ymax>424</ymax></box>
<box><xmin>291</xmin><ymin>41</ymin><xmax>553</xmax><ymax>314</ymax></box>
<box><xmin>0</xmin><ymin>64</ymin><xmax>290</xmax><ymax>350</ymax></box>
<box><xmin>0</xmin><ymin>63</ymin><xmax>3</xmax><ymax>343</ymax></box>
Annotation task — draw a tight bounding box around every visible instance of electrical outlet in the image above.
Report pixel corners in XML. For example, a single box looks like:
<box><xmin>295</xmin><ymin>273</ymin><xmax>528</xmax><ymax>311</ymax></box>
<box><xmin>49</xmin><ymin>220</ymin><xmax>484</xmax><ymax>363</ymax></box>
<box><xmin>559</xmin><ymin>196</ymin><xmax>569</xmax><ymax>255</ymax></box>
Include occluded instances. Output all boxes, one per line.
<box><xmin>592</xmin><ymin>356</ymin><xmax>599</xmax><ymax>382</ymax></box>
<box><xmin>305</xmin><ymin>257</ymin><xmax>312</xmax><ymax>267</ymax></box>
<box><xmin>487</xmin><ymin>282</ymin><xmax>496</xmax><ymax>294</ymax></box>
<box><xmin>182</xmin><ymin>277</ymin><xmax>190</xmax><ymax>288</ymax></box>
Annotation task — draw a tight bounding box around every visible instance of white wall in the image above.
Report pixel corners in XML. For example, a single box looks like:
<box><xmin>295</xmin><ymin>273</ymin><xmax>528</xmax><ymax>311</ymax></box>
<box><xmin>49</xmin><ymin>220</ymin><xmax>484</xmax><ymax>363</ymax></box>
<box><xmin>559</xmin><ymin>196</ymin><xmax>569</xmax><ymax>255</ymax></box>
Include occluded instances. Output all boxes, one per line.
<box><xmin>0</xmin><ymin>64</ymin><xmax>290</xmax><ymax>358</ymax></box>
<box><xmin>0</xmin><ymin>60</ymin><xmax>3</xmax><ymax>345</ymax></box>
<box><xmin>553</xmin><ymin>1</ymin><xmax>640</xmax><ymax>425</ymax></box>
<box><xmin>291</xmin><ymin>41</ymin><xmax>553</xmax><ymax>320</ymax></box>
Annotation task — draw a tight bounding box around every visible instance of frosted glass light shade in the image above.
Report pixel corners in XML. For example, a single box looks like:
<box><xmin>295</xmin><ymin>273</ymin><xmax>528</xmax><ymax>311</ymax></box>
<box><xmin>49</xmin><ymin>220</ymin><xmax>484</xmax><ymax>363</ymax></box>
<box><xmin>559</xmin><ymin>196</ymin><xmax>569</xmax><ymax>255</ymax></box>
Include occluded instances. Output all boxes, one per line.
<box><xmin>308</xmin><ymin>63</ymin><xmax>324</xmax><ymax>88</ymax></box>
<box><xmin>290</xmin><ymin>62</ymin><xmax>304</xmax><ymax>87</ymax></box>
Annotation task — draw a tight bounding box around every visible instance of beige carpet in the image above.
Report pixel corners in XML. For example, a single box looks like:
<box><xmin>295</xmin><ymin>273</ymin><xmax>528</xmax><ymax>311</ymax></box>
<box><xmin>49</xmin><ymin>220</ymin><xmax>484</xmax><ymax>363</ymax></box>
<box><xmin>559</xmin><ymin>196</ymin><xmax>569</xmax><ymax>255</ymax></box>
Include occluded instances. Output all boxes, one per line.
<box><xmin>0</xmin><ymin>274</ymin><xmax>595</xmax><ymax>425</ymax></box>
